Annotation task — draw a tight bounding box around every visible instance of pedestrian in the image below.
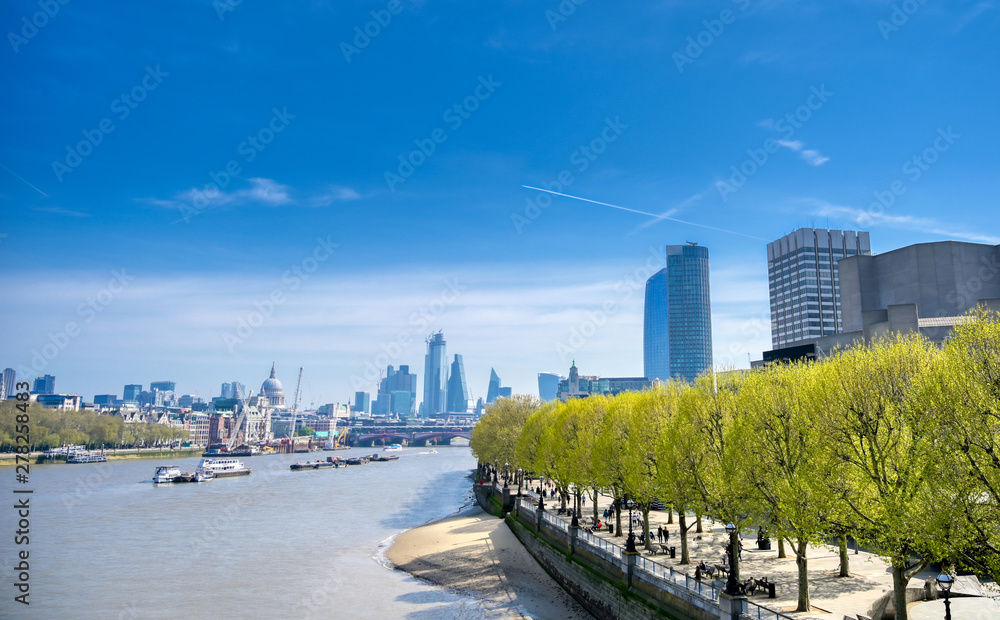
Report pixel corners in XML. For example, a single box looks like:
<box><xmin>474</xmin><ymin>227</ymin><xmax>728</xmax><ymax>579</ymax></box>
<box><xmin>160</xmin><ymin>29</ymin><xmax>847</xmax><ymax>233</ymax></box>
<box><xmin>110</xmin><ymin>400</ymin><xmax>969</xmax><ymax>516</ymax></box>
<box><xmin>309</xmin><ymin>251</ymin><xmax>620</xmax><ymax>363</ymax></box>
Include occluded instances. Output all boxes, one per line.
<box><xmin>657</xmin><ymin>526</ymin><xmax>663</xmax><ymax>543</ymax></box>
<box><xmin>664</xmin><ymin>528</ymin><xmax>669</xmax><ymax>542</ymax></box>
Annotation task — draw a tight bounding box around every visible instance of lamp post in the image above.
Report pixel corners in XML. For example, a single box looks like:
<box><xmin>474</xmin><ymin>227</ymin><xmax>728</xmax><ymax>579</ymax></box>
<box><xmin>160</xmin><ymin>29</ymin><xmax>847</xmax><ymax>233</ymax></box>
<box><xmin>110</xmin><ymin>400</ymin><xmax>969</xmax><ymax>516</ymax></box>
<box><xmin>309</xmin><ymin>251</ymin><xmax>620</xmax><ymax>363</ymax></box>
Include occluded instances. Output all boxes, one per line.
<box><xmin>937</xmin><ymin>573</ymin><xmax>953</xmax><ymax>620</ymax></box>
<box><xmin>517</xmin><ymin>468</ymin><xmax>523</xmax><ymax>497</ymax></box>
<box><xmin>725</xmin><ymin>523</ymin><xmax>740</xmax><ymax>596</ymax></box>
<box><xmin>503</xmin><ymin>462</ymin><xmax>509</xmax><ymax>489</ymax></box>
<box><xmin>625</xmin><ymin>499</ymin><xmax>637</xmax><ymax>553</ymax></box>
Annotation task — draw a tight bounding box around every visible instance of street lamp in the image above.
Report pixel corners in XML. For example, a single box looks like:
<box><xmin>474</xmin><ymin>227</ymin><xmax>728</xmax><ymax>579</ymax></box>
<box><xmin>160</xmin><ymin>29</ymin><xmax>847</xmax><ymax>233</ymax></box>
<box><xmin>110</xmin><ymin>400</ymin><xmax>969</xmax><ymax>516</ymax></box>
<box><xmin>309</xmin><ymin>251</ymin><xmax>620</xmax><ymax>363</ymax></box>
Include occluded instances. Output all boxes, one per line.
<box><xmin>937</xmin><ymin>573</ymin><xmax>953</xmax><ymax>620</ymax></box>
<box><xmin>517</xmin><ymin>468</ymin><xmax>523</xmax><ymax>497</ymax></box>
<box><xmin>725</xmin><ymin>523</ymin><xmax>740</xmax><ymax>596</ymax></box>
<box><xmin>503</xmin><ymin>462</ymin><xmax>509</xmax><ymax>489</ymax></box>
<box><xmin>625</xmin><ymin>499</ymin><xmax>638</xmax><ymax>553</ymax></box>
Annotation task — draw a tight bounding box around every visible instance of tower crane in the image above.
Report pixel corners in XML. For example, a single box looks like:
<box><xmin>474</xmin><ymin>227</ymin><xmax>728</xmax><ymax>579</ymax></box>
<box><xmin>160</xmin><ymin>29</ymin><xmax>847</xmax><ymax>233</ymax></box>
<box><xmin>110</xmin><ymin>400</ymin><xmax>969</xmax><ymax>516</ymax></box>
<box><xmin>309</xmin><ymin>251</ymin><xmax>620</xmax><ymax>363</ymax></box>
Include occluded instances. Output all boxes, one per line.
<box><xmin>288</xmin><ymin>366</ymin><xmax>304</xmax><ymax>440</ymax></box>
<box><xmin>227</xmin><ymin>382</ymin><xmax>253</xmax><ymax>450</ymax></box>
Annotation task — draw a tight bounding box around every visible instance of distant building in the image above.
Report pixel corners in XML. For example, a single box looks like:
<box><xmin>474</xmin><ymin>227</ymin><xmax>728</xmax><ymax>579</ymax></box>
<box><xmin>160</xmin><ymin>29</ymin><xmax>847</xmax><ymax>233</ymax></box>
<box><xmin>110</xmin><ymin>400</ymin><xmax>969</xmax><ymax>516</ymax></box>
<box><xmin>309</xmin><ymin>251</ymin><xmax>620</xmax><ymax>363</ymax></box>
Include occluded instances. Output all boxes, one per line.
<box><xmin>123</xmin><ymin>384</ymin><xmax>142</xmax><ymax>403</ymax></box>
<box><xmin>93</xmin><ymin>394</ymin><xmax>117</xmax><ymax>406</ymax></box>
<box><xmin>421</xmin><ymin>332</ymin><xmax>448</xmax><ymax>417</ymax></box>
<box><xmin>353</xmin><ymin>391</ymin><xmax>370</xmax><ymax>414</ymax></box>
<box><xmin>556</xmin><ymin>362</ymin><xmax>652</xmax><ymax>400</ymax></box>
<box><xmin>767</xmin><ymin>228</ymin><xmax>871</xmax><ymax>348</ymax></box>
<box><xmin>643</xmin><ymin>244</ymin><xmax>713</xmax><ymax>383</ymax></box>
<box><xmin>150</xmin><ymin>380</ymin><xmax>176</xmax><ymax>393</ymax></box>
<box><xmin>2</xmin><ymin>368</ymin><xmax>15</xmax><ymax>400</ymax></box>
<box><xmin>34</xmin><ymin>393</ymin><xmax>81</xmax><ymax>411</ymax></box>
<box><xmin>486</xmin><ymin>368</ymin><xmax>501</xmax><ymax>404</ymax></box>
<box><xmin>498</xmin><ymin>387</ymin><xmax>512</xmax><ymax>399</ymax></box>
<box><xmin>760</xmin><ymin>240</ymin><xmax>1000</xmax><ymax>363</ymax></box>
<box><xmin>446</xmin><ymin>354</ymin><xmax>470</xmax><ymax>413</ymax></box>
<box><xmin>372</xmin><ymin>365</ymin><xmax>417</xmax><ymax>416</ymax></box>
<box><xmin>32</xmin><ymin>374</ymin><xmax>56</xmax><ymax>395</ymax></box>
<box><xmin>178</xmin><ymin>394</ymin><xmax>203</xmax><ymax>409</ymax></box>
<box><xmin>259</xmin><ymin>363</ymin><xmax>286</xmax><ymax>409</ymax></box>
<box><xmin>537</xmin><ymin>372</ymin><xmax>561</xmax><ymax>402</ymax></box>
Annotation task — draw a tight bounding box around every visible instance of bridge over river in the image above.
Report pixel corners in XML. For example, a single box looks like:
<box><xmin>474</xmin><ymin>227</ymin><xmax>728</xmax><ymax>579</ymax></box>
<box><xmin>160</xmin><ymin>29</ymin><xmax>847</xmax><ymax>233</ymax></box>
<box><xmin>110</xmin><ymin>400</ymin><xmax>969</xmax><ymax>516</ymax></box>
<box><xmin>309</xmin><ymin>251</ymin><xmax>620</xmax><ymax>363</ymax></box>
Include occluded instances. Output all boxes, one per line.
<box><xmin>348</xmin><ymin>425</ymin><xmax>472</xmax><ymax>447</ymax></box>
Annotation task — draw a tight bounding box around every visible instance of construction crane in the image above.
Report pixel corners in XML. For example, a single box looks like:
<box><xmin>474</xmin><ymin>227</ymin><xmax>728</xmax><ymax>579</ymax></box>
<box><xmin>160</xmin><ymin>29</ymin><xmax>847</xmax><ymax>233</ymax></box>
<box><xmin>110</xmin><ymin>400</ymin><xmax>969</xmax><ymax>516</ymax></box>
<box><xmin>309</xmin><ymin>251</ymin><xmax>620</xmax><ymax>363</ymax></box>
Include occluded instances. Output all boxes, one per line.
<box><xmin>288</xmin><ymin>366</ymin><xmax>304</xmax><ymax>440</ymax></box>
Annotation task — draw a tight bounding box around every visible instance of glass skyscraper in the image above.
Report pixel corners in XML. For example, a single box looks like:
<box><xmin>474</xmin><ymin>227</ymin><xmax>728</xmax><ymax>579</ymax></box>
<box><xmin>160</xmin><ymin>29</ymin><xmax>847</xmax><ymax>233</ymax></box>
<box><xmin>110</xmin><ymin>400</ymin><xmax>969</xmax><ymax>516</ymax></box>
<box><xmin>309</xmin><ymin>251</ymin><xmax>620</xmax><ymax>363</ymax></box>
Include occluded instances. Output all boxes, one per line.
<box><xmin>446</xmin><ymin>354</ymin><xmax>470</xmax><ymax>413</ymax></box>
<box><xmin>643</xmin><ymin>244</ymin><xmax>713</xmax><ymax>383</ymax></box>
<box><xmin>767</xmin><ymin>228</ymin><xmax>871</xmax><ymax>348</ymax></box>
<box><xmin>486</xmin><ymin>368</ymin><xmax>501</xmax><ymax>404</ymax></box>
<box><xmin>421</xmin><ymin>331</ymin><xmax>448</xmax><ymax>416</ymax></box>
<box><xmin>537</xmin><ymin>372</ymin><xmax>560</xmax><ymax>402</ymax></box>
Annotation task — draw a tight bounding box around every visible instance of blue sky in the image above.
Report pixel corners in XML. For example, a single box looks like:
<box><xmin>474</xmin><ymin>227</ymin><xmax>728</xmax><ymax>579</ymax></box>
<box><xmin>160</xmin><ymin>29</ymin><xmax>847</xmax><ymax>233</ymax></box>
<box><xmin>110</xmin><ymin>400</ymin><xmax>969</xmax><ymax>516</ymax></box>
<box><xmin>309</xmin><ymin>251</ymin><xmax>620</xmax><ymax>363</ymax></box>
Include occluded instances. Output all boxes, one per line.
<box><xmin>2</xmin><ymin>0</ymin><xmax>998</xmax><ymax>407</ymax></box>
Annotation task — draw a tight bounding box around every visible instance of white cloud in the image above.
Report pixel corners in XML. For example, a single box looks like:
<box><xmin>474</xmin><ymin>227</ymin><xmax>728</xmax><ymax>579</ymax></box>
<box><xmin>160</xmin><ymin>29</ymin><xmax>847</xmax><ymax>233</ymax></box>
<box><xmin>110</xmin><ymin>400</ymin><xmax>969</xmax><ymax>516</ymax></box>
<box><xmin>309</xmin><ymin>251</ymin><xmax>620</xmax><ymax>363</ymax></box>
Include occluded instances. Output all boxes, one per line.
<box><xmin>310</xmin><ymin>186</ymin><xmax>362</xmax><ymax>207</ymax></box>
<box><xmin>809</xmin><ymin>200</ymin><xmax>1000</xmax><ymax>245</ymax></box>
<box><xmin>776</xmin><ymin>139</ymin><xmax>829</xmax><ymax>166</ymax></box>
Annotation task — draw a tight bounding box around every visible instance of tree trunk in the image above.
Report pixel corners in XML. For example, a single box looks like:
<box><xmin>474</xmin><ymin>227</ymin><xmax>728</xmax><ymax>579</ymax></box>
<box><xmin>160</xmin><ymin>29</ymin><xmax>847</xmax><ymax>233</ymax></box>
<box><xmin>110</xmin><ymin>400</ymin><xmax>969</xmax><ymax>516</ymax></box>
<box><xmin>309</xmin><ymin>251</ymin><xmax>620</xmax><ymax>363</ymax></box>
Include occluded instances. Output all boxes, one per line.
<box><xmin>795</xmin><ymin>538</ymin><xmax>810</xmax><ymax>612</ymax></box>
<box><xmin>642</xmin><ymin>506</ymin><xmax>652</xmax><ymax>551</ymax></box>
<box><xmin>592</xmin><ymin>487</ymin><xmax>599</xmax><ymax>524</ymax></box>
<box><xmin>679</xmin><ymin>512</ymin><xmax>691</xmax><ymax>564</ymax></box>
<box><xmin>615</xmin><ymin>497</ymin><xmax>623</xmax><ymax>537</ymax></box>
<box><xmin>838</xmin><ymin>535</ymin><xmax>850</xmax><ymax>577</ymax></box>
<box><xmin>696</xmin><ymin>514</ymin><xmax>703</xmax><ymax>534</ymax></box>
<box><xmin>667</xmin><ymin>508</ymin><xmax>674</xmax><ymax>524</ymax></box>
<box><xmin>891</xmin><ymin>561</ymin><xmax>909</xmax><ymax>620</ymax></box>
<box><xmin>778</xmin><ymin>537</ymin><xmax>787</xmax><ymax>558</ymax></box>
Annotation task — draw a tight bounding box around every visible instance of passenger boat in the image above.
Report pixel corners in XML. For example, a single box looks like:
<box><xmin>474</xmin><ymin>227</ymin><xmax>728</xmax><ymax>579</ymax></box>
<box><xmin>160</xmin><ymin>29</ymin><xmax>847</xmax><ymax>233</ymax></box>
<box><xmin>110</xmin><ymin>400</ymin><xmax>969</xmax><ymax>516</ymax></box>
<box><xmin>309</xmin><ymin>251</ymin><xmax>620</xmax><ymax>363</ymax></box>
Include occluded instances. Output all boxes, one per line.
<box><xmin>290</xmin><ymin>460</ymin><xmax>334</xmax><ymax>470</ymax></box>
<box><xmin>68</xmin><ymin>453</ymin><xmax>107</xmax><ymax>463</ymax></box>
<box><xmin>383</xmin><ymin>444</ymin><xmax>403</xmax><ymax>452</ymax></box>
<box><xmin>196</xmin><ymin>458</ymin><xmax>251</xmax><ymax>478</ymax></box>
<box><xmin>153</xmin><ymin>465</ymin><xmax>182</xmax><ymax>483</ymax></box>
<box><xmin>193</xmin><ymin>468</ymin><xmax>215</xmax><ymax>482</ymax></box>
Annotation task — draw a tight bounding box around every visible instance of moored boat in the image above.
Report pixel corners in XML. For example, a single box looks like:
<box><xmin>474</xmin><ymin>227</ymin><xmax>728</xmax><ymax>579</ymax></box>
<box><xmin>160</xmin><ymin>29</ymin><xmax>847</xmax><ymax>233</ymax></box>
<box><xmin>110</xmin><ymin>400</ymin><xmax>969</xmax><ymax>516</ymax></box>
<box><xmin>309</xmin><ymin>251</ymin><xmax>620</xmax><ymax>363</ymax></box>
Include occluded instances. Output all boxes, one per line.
<box><xmin>197</xmin><ymin>458</ymin><xmax>251</xmax><ymax>478</ymax></box>
<box><xmin>193</xmin><ymin>468</ymin><xmax>215</xmax><ymax>482</ymax></box>
<box><xmin>153</xmin><ymin>465</ymin><xmax>182</xmax><ymax>483</ymax></box>
<box><xmin>383</xmin><ymin>444</ymin><xmax>402</xmax><ymax>452</ymax></box>
<box><xmin>290</xmin><ymin>460</ymin><xmax>334</xmax><ymax>470</ymax></box>
<box><xmin>68</xmin><ymin>453</ymin><xmax>108</xmax><ymax>463</ymax></box>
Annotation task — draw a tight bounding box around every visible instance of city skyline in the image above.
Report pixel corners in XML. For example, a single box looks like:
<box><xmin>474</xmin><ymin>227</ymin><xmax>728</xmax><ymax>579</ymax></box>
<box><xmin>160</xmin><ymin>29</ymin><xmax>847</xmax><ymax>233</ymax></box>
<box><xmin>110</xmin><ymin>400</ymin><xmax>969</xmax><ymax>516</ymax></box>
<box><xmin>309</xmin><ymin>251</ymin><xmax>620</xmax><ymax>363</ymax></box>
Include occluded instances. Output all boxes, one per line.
<box><xmin>3</xmin><ymin>2</ymin><xmax>999</xmax><ymax>406</ymax></box>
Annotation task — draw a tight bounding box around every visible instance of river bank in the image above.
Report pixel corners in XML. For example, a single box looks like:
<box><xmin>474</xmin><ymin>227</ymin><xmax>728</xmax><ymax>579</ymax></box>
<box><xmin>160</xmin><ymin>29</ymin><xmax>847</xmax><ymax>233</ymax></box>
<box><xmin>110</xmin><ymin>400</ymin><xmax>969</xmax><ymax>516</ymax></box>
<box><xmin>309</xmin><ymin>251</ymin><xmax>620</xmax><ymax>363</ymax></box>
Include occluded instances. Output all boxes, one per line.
<box><xmin>387</xmin><ymin>505</ymin><xmax>592</xmax><ymax>619</ymax></box>
<box><xmin>0</xmin><ymin>446</ymin><xmax>206</xmax><ymax>465</ymax></box>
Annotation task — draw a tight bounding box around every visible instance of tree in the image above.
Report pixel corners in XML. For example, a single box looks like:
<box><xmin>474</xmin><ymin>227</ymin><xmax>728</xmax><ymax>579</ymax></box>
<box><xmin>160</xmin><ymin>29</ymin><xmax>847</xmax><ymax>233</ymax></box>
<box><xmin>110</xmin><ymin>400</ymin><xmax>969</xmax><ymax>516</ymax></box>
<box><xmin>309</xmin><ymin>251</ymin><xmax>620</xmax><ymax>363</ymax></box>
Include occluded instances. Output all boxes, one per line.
<box><xmin>296</xmin><ymin>425</ymin><xmax>315</xmax><ymax>436</ymax></box>
<box><xmin>470</xmin><ymin>393</ymin><xmax>539</xmax><ymax>473</ymax></box>
<box><xmin>656</xmin><ymin>382</ymin><xmax>706</xmax><ymax>564</ymax></box>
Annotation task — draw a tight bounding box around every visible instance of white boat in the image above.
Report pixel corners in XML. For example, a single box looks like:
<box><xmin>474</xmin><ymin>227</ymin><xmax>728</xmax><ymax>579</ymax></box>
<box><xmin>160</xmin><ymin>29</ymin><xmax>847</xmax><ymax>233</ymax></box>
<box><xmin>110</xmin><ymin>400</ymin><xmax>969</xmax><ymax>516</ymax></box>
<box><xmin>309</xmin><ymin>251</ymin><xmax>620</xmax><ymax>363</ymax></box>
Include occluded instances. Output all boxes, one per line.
<box><xmin>68</xmin><ymin>453</ymin><xmax>107</xmax><ymax>463</ymax></box>
<box><xmin>197</xmin><ymin>458</ymin><xmax>251</xmax><ymax>478</ymax></box>
<box><xmin>193</xmin><ymin>468</ymin><xmax>215</xmax><ymax>482</ymax></box>
<box><xmin>153</xmin><ymin>465</ymin><xmax>182</xmax><ymax>483</ymax></box>
<box><xmin>383</xmin><ymin>444</ymin><xmax>403</xmax><ymax>452</ymax></box>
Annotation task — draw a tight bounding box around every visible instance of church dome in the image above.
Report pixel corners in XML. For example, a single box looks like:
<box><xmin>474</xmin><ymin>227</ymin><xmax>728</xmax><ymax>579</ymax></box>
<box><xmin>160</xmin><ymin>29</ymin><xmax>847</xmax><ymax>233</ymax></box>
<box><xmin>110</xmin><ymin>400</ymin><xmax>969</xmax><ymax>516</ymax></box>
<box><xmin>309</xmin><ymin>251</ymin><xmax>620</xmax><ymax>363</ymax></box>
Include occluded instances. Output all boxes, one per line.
<box><xmin>261</xmin><ymin>363</ymin><xmax>285</xmax><ymax>397</ymax></box>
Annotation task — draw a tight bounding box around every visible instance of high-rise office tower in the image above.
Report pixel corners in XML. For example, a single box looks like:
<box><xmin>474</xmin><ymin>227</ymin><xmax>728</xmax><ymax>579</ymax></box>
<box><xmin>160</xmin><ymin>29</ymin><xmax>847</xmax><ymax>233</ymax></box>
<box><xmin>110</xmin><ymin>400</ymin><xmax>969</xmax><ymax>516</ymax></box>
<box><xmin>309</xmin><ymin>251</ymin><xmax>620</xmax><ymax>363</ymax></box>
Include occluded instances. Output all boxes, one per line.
<box><xmin>32</xmin><ymin>374</ymin><xmax>55</xmax><ymax>395</ymax></box>
<box><xmin>486</xmin><ymin>368</ymin><xmax>501</xmax><ymax>404</ymax></box>
<box><xmin>446</xmin><ymin>354</ymin><xmax>470</xmax><ymax>413</ymax></box>
<box><xmin>767</xmin><ymin>228</ymin><xmax>871</xmax><ymax>348</ymax></box>
<box><xmin>353</xmin><ymin>391</ymin><xmax>370</xmax><ymax>414</ymax></box>
<box><xmin>643</xmin><ymin>243</ymin><xmax>713</xmax><ymax>383</ymax></box>
<box><xmin>2</xmin><ymin>368</ymin><xmax>15</xmax><ymax>400</ymax></box>
<box><xmin>372</xmin><ymin>365</ymin><xmax>417</xmax><ymax>416</ymax></box>
<box><xmin>123</xmin><ymin>384</ymin><xmax>142</xmax><ymax>402</ymax></box>
<box><xmin>421</xmin><ymin>332</ymin><xmax>448</xmax><ymax>417</ymax></box>
<box><xmin>150</xmin><ymin>380</ymin><xmax>177</xmax><ymax>393</ymax></box>
<box><xmin>537</xmin><ymin>372</ymin><xmax>560</xmax><ymax>402</ymax></box>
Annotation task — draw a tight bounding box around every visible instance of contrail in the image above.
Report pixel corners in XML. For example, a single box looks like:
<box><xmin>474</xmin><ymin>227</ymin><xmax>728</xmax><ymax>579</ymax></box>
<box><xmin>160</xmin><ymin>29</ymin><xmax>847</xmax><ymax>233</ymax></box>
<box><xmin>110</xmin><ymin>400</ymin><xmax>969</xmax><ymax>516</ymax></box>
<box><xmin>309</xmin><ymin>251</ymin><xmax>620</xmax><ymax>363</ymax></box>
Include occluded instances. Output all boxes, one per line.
<box><xmin>0</xmin><ymin>163</ymin><xmax>48</xmax><ymax>197</ymax></box>
<box><xmin>521</xmin><ymin>185</ymin><xmax>768</xmax><ymax>241</ymax></box>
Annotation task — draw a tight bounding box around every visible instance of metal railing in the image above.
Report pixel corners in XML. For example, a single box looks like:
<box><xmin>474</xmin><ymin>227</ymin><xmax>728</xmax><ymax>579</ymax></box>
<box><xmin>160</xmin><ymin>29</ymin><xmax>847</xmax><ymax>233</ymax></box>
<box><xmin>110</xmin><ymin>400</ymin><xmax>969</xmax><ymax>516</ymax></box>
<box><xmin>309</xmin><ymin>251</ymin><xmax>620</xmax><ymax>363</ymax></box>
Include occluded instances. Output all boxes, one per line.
<box><xmin>541</xmin><ymin>511</ymin><xmax>569</xmax><ymax>532</ymax></box>
<box><xmin>633</xmin><ymin>554</ymin><xmax>720</xmax><ymax>602</ymax></box>
<box><xmin>518</xmin><ymin>499</ymin><xmax>537</xmax><ymax>519</ymax></box>
<box><xmin>576</xmin><ymin>528</ymin><xmax>623</xmax><ymax>559</ymax></box>
<box><xmin>740</xmin><ymin>599</ymin><xmax>795</xmax><ymax>620</ymax></box>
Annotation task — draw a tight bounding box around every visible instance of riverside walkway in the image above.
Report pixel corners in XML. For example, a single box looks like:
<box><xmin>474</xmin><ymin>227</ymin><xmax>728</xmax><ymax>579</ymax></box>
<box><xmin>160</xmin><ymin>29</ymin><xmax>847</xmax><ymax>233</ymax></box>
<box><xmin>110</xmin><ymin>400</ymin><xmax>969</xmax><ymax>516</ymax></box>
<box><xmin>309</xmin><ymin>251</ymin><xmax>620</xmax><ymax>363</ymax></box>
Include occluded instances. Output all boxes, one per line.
<box><xmin>504</xmin><ymin>482</ymin><xmax>936</xmax><ymax>620</ymax></box>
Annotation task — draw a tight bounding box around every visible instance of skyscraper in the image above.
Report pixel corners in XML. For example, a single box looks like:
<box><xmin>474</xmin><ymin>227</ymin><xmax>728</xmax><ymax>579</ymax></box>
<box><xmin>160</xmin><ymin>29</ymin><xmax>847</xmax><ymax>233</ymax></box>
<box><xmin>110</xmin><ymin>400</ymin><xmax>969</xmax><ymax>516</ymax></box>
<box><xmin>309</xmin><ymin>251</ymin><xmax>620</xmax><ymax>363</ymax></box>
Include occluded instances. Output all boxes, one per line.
<box><xmin>446</xmin><ymin>354</ymin><xmax>470</xmax><ymax>413</ymax></box>
<box><xmin>32</xmin><ymin>374</ymin><xmax>55</xmax><ymax>395</ymax></box>
<box><xmin>353</xmin><ymin>391</ymin><xmax>370</xmax><ymax>414</ymax></box>
<box><xmin>486</xmin><ymin>368</ymin><xmax>501</xmax><ymax>404</ymax></box>
<box><xmin>2</xmin><ymin>368</ymin><xmax>15</xmax><ymax>400</ymax></box>
<box><xmin>537</xmin><ymin>372</ymin><xmax>560</xmax><ymax>402</ymax></box>
<box><xmin>767</xmin><ymin>228</ymin><xmax>871</xmax><ymax>348</ymax></box>
<box><xmin>123</xmin><ymin>384</ymin><xmax>142</xmax><ymax>403</ymax></box>
<box><xmin>421</xmin><ymin>332</ymin><xmax>448</xmax><ymax>417</ymax></box>
<box><xmin>643</xmin><ymin>243</ymin><xmax>713</xmax><ymax>383</ymax></box>
<box><xmin>372</xmin><ymin>365</ymin><xmax>417</xmax><ymax>416</ymax></box>
<box><xmin>150</xmin><ymin>380</ymin><xmax>177</xmax><ymax>393</ymax></box>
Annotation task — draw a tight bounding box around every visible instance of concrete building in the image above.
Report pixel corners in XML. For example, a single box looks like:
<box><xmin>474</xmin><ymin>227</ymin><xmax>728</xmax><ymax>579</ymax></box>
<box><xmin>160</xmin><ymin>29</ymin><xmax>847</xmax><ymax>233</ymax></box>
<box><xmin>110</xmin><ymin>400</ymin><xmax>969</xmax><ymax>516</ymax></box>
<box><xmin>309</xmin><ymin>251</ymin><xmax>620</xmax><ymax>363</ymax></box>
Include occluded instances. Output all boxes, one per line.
<box><xmin>150</xmin><ymin>380</ymin><xmax>176</xmax><ymax>393</ymax></box>
<box><xmin>421</xmin><ymin>331</ymin><xmax>448</xmax><ymax>417</ymax></box>
<box><xmin>32</xmin><ymin>374</ymin><xmax>55</xmax><ymax>395</ymax></box>
<box><xmin>761</xmin><ymin>240</ymin><xmax>1000</xmax><ymax>363</ymax></box>
<box><xmin>556</xmin><ymin>362</ymin><xmax>652</xmax><ymax>401</ymax></box>
<box><xmin>767</xmin><ymin>228</ymin><xmax>871</xmax><ymax>348</ymax></box>
<box><xmin>93</xmin><ymin>394</ymin><xmax>117</xmax><ymax>406</ymax></box>
<box><xmin>644</xmin><ymin>243</ymin><xmax>713</xmax><ymax>383</ymax></box>
<box><xmin>2</xmin><ymin>368</ymin><xmax>16</xmax><ymax>400</ymax></box>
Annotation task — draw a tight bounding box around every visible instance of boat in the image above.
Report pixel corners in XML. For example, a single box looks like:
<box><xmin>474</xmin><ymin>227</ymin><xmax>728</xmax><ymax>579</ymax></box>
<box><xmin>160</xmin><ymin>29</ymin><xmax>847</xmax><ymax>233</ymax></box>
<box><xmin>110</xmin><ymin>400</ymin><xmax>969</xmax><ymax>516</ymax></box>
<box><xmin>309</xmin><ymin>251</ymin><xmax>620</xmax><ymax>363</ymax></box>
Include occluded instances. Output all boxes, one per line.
<box><xmin>153</xmin><ymin>465</ymin><xmax>182</xmax><ymax>483</ymax></box>
<box><xmin>202</xmin><ymin>445</ymin><xmax>260</xmax><ymax>457</ymax></box>
<box><xmin>193</xmin><ymin>468</ymin><xmax>214</xmax><ymax>482</ymax></box>
<box><xmin>68</xmin><ymin>453</ymin><xmax>108</xmax><ymax>463</ymax></box>
<box><xmin>326</xmin><ymin>457</ymin><xmax>347</xmax><ymax>468</ymax></box>
<box><xmin>372</xmin><ymin>454</ymin><xmax>400</xmax><ymax>462</ymax></box>
<box><xmin>383</xmin><ymin>444</ymin><xmax>403</xmax><ymax>452</ymax></box>
<box><xmin>197</xmin><ymin>458</ymin><xmax>251</xmax><ymax>478</ymax></box>
<box><xmin>344</xmin><ymin>455</ymin><xmax>370</xmax><ymax>466</ymax></box>
<box><xmin>290</xmin><ymin>460</ymin><xmax>334</xmax><ymax>470</ymax></box>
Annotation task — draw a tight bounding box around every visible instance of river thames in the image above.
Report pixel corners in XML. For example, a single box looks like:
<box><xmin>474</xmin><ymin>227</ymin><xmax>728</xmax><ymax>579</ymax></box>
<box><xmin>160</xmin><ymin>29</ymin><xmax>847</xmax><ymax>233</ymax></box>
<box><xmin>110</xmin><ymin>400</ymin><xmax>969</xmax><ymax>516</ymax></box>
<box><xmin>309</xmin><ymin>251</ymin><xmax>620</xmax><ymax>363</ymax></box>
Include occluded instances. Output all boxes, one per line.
<box><xmin>2</xmin><ymin>446</ymin><xmax>516</xmax><ymax>619</ymax></box>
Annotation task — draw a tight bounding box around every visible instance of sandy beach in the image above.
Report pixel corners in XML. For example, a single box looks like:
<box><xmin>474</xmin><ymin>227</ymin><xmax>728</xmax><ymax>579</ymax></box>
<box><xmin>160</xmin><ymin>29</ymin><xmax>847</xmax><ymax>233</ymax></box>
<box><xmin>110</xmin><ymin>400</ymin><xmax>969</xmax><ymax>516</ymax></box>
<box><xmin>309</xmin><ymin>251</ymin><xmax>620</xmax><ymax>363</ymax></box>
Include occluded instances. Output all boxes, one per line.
<box><xmin>386</xmin><ymin>506</ymin><xmax>592</xmax><ymax>619</ymax></box>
